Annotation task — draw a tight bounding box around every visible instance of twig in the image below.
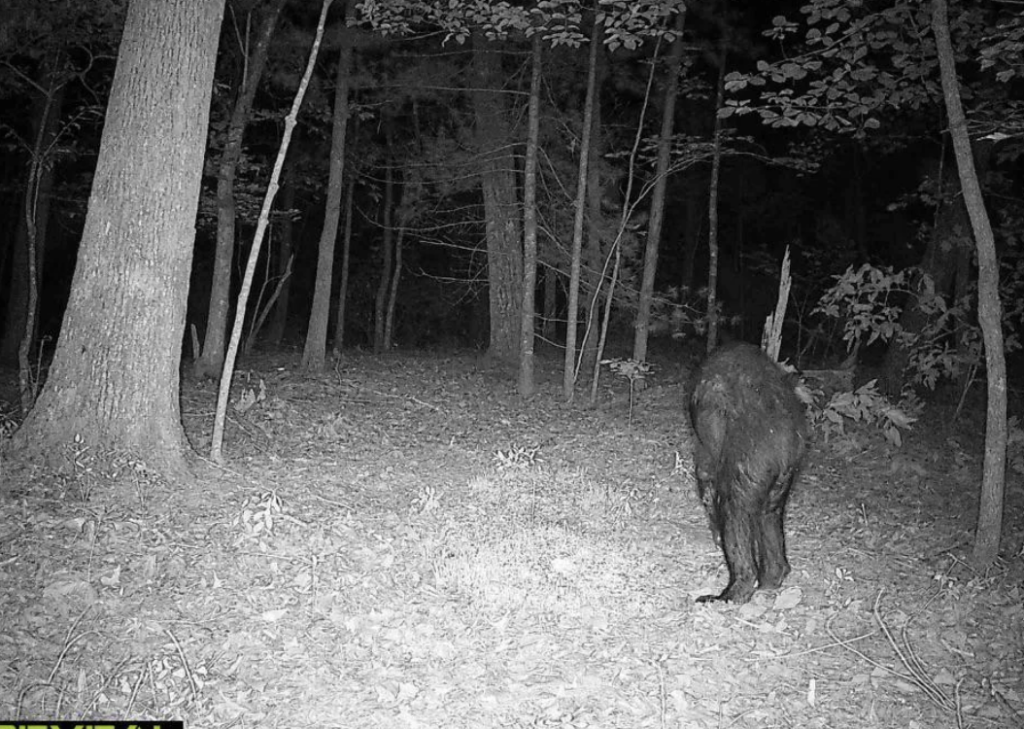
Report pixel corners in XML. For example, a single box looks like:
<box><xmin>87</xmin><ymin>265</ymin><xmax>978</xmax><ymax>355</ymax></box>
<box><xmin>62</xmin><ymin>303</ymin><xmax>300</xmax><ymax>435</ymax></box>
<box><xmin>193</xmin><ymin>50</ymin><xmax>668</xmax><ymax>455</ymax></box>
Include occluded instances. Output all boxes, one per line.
<box><xmin>163</xmin><ymin>627</ymin><xmax>200</xmax><ymax>704</ymax></box>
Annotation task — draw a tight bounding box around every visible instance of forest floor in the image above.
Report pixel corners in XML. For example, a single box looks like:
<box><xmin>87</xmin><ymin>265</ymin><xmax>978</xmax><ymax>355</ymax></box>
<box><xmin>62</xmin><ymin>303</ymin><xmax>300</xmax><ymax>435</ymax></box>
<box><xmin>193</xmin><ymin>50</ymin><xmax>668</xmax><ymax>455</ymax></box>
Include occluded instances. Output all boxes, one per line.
<box><xmin>0</xmin><ymin>348</ymin><xmax>1022</xmax><ymax>729</ymax></box>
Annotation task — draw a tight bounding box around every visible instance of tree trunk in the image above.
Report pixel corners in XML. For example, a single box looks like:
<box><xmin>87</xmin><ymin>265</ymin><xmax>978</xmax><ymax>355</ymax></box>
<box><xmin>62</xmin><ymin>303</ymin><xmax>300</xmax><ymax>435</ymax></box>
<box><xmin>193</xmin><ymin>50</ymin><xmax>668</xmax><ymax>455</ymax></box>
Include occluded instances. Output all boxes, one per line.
<box><xmin>384</xmin><ymin>218</ymin><xmax>404</xmax><ymax>349</ymax></box>
<box><xmin>374</xmin><ymin>148</ymin><xmax>395</xmax><ymax>354</ymax></box>
<box><xmin>264</xmin><ymin>163</ymin><xmax>296</xmax><ymax>346</ymax></box>
<box><xmin>542</xmin><ymin>265</ymin><xmax>558</xmax><ymax>341</ymax></box>
<box><xmin>580</xmin><ymin>56</ymin><xmax>605</xmax><ymax>383</ymax></box>
<box><xmin>633</xmin><ymin>6</ymin><xmax>686</xmax><ymax>364</ymax></box>
<box><xmin>518</xmin><ymin>34</ymin><xmax>542</xmax><ymax>398</ymax></box>
<box><xmin>705</xmin><ymin>45</ymin><xmax>727</xmax><ymax>354</ymax></box>
<box><xmin>679</xmin><ymin>188</ymin><xmax>703</xmax><ymax>292</ymax></box>
<box><xmin>8</xmin><ymin>0</ymin><xmax>226</xmax><ymax>480</ymax></box>
<box><xmin>932</xmin><ymin>0</ymin><xmax>1006</xmax><ymax>567</ymax></box>
<box><xmin>1</xmin><ymin>59</ymin><xmax>64</xmax><ymax>368</ymax></box>
<box><xmin>470</xmin><ymin>33</ymin><xmax>522</xmax><ymax>361</ymax></box>
<box><xmin>194</xmin><ymin>0</ymin><xmax>285</xmax><ymax>378</ymax></box>
<box><xmin>563</xmin><ymin>16</ymin><xmax>601</xmax><ymax>400</ymax></box>
<box><xmin>332</xmin><ymin>170</ymin><xmax>356</xmax><ymax>356</ymax></box>
<box><xmin>302</xmin><ymin>10</ymin><xmax>354</xmax><ymax>371</ymax></box>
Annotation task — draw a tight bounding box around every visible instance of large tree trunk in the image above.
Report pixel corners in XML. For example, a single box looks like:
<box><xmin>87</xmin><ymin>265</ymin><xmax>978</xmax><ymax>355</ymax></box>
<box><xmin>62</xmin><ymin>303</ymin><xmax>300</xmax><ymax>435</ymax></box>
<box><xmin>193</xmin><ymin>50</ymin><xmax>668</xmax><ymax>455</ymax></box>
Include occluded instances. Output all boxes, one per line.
<box><xmin>0</xmin><ymin>59</ymin><xmax>65</xmax><ymax>368</ymax></box>
<box><xmin>302</xmin><ymin>11</ymin><xmax>354</xmax><ymax>370</ymax></box>
<box><xmin>470</xmin><ymin>33</ymin><xmax>522</xmax><ymax>361</ymax></box>
<box><xmin>194</xmin><ymin>0</ymin><xmax>285</xmax><ymax>378</ymax></box>
<box><xmin>633</xmin><ymin>6</ymin><xmax>686</xmax><ymax>364</ymax></box>
<box><xmin>518</xmin><ymin>34</ymin><xmax>542</xmax><ymax>398</ymax></box>
<box><xmin>932</xmin><ymin>0</ymin><xmax>1006</xmax><ymax>567</ymax></box>
<box><xmin>8</xmin><ymin>0</ymin><xmax>225</xmax><ymax>480</ymax></box>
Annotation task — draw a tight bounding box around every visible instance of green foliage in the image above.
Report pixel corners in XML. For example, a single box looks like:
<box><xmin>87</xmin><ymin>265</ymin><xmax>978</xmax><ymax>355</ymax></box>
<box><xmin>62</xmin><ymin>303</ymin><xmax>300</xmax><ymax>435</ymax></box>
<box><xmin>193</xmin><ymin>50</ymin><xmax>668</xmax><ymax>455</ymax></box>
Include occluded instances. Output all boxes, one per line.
<box><xmin>720</xmin><ymin>0</ymin><xmax>994</xmax><ymax>134</ymax></box>
<box><xmin>814</xmin><ymin>263</ymin><xmax>912</xmax><ymax>349</ymax></box>
<box><xmin>603</xmin><ymin>357</ymin><xmax>651</xmax><ymax>385</ymax></box>
<box><xmin>814</xmin><ymin>259</ymin><xmax>1024</xmax><ymax>392</ymax></box>
<box><xmin>978</xmin><ymin>11</ymin><xmax>1024</xmax><ymax>83</ymax></box>
<box><xmin>357</xmin><ymin>0</ymin><xmax>684</xmax><ymax>49</ymax></box>
<box><xmin>811</xmin><ymin>378</ymin><xmax>919</xmax><ymax>447</ymax></box>
<box><xmin>494</xmin><ymin>444</ymin><xmax>542</xmax><ymax>470</ymax></box>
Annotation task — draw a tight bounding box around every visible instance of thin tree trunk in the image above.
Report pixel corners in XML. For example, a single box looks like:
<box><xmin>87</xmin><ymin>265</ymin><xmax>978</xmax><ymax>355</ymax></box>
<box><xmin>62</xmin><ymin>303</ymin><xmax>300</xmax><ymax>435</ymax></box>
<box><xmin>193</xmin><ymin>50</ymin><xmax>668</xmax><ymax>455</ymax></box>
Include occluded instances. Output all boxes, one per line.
<box><xmin>195</xmin><ymin>0</ymin><xmax>286</xmax><ymax>378</ymax></box>
<box><xmin>9</xmin><ymin>0</ymin><xmax>226</xmax><ymax>480</ymax></box>
<box><xmin>470</xmin><ymin>33</ymin><xmax>522</xmax><ymax>360</ymax></box>
<box><xmin>633</xmin><ymin>6</ymin><xmax>686</xmax><ymax>364</ymax></box>
<box><xmin>563</xmin><ymin>16</ymin><xmax>601</xmax><ymax>400</ymax></box>
<box><xmin>580</xmin><ymin>58</ymin><xmax>605</xmax><ymax>383</ymax></box>
<box><xmin>245</xmin><ymin>250</ymin><xmax>292</xmax><ymax>352</ymax></box>
<box><xmin>332</xmin><ymin>170</ymin><xmax>356</xmax><ymax>356</ymax></box>
<box><xmin>705</xmin><ymin>45</ymin><xmax>727</xmax><ymax>354</ymax></box>
<box><xmin>932</xmin><ymin>0</ymin><xmax>1006</xmax><ymax>567</ymax></box>
<box><xmin>679</xmin><ymin>190</ymin><xmax>702</xmax><ymax>292</ymax></box>
<box><xmin>374</xmin><ymin>150</ymin><xmax>395</xmax><ymax>354</ymax></box>
<box><xmin>384</xmin><ymin>218</ymin><xmax>404</xmax><ymax>349</ymax></box>
<box><xmin>590</xmin><ymin>225</ymin><xmax>622</xmax><ymax>405</ymax></box>
<box><xmin>264</xmin><ymin>163</ymin><xmax>296</xmax><ymax>346</ymax></box>
<box><xmin>211</xmin><ymin>0</ymin><xmax>331</xmax><ymax>462</ymax></box>
<box><xmin>302</xmin><ymin>7</ymin><xmax>354</xmax><ymax>370</ymax></box>
<box><xmin>518</xmin><ymin>33</ymin><xmax>542</xmax><ymax>398</ymax></box>
<box><xmin>1</xmin><ymin>60</ymin><xmax>64</xmax><ymax>369</ymax></box>
<box><xmin>542</xmin><ymin>265</ymin><xmax>557</xmax><ymax>341</ymax></box>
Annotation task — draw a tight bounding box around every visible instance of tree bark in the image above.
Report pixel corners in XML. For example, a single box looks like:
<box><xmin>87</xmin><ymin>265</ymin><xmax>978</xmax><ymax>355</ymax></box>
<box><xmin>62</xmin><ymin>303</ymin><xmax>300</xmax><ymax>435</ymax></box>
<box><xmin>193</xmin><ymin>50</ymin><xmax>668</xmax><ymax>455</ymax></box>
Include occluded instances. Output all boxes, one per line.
<box><xmin>302</xmin><ymin>7</ymin><xmax>354</xmax><ymax>370</ymax></box>
<box><xmin>374</xmin><ymin>144</ymin><xmax>395</xmax><ymax>354</ymax></box>
<box><xmin>264</xmin><ymin>163</ymin><xmax>296</xmax><ymax>346</ymax></box>
<box><xmin>705</xmin><ymin>45</ymin><xmax>727</xmax><ymax>354</ymax></box>
<box><xmin>563</xmin><ymin>16</ymin><xmax>601</xmax><ymax>400</ymax></box>
<box><xmin>580</xmin><ymin>56</ymin><xmax>605</xmax><ymax>383</ymax></box>
<box><xmin>932</xmin><ymin>0</ymin><xmax>1007</xmax><ymax>567</ymax></box>
<box><xmin>679</xmin><ymin>188</ymin><xmax>703</xmax><ymax>292</ymax></box>
<box><xmin>8</xmin><ymin>0</ymin><xmax>226</xmax><ymax>480</ymax></box>
<box><xmin>470</xmin><ymin>33</ymin><xmax>522</xmax><ymax>361</ymax></box>
<box><xmin>633</xmin><ymin>6</ymin><xmax>687</xmax><ymax>364</ymax></box>
<box><xmin>195</xmin><ymin>0</ymin><xmax>286</xmax><ymax>378</ymax></box>
<box><xmin>332</xmin><ymin>170</ymin><xmax>356</xmax><ymax>356</ymax></box>
<box><xmin>210</xmin><ymin>0</ymin><xmax>332</xmax><ymax>462</ymax></box>
<box><xmin>384</xmin><ymin>217</ymin><xmax>404</xmax><ymax>349</ymax></box>
<box><xmin>518</xmin><ymin>33</ymin><xmax>542</xmax><ymax>398</ymax></box>
<box><xmin>542</xmin><ymin>265</ymin><xmax>558</xmax><ymax>341</ymax></box>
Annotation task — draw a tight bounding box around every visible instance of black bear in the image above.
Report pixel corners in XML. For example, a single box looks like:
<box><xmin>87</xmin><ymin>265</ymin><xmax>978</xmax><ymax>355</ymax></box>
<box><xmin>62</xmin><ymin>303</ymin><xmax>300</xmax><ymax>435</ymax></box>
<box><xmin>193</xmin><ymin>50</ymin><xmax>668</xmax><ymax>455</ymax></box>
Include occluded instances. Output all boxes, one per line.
<box><xmin>689</xmin><ymin>342</ymin><xmax>808</xmax><ymax>603</ymax></box>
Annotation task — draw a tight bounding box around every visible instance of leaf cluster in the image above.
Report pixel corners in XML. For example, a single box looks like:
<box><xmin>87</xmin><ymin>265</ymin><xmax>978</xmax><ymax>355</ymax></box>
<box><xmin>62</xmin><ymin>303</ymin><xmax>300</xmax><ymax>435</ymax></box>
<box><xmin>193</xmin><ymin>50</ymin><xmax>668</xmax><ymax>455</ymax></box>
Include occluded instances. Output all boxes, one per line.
<box><xmin>720</xmin><ymin>0</ymin><xmax>996</xmax><ymax>135</ymax></box>
<box><xmin>811</xmin><ymin>378</ymin><xmax>918</xmax><ymax>447</ymax></box>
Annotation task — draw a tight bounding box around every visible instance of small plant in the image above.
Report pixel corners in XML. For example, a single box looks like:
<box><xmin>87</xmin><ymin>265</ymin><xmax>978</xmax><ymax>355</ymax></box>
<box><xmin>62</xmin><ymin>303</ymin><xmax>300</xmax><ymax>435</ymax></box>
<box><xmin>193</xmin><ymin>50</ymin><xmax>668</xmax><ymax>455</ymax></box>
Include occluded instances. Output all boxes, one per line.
<box><xmin>814</xmin><ymin>263</ymin><xmax>913</xmax><ymax>350</ymax></box>
<box><xmin>236</xmin><ymin>490</ymin><xmax>284</xmax><ymax>538</ymax></box>
<box><xmin>413</xmin><ymin>484</ymin><xmax>441</xmax><ymax>513</ymax></box>
<box><xmin>494</xmin><ymin>444</ymin><xmax>541</xmax><ymax>471</ymax></box>
<box><xmin>811</xmin><ymin>379</ymin><xmax>919</xmax><ymax>447</ymax></box>
<box><xmin>814</xmin><ymin>262</ymin><xmax>1023</xmax><ymax>394</ymax></box>
<box><xmin>603</xmin><ymin>358</ymin><xmax>652</xmax><ymax>425</ymax></box>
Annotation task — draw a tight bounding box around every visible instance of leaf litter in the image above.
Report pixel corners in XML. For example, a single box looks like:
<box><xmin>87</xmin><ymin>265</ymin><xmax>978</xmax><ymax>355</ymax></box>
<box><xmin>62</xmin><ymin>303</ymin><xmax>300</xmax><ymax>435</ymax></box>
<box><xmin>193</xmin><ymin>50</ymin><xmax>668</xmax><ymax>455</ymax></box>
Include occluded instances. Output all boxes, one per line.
<box><xmin>0</xmin><ymin>350</ymin><xmax>1021</xmax><ymax>728</ymax></box>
